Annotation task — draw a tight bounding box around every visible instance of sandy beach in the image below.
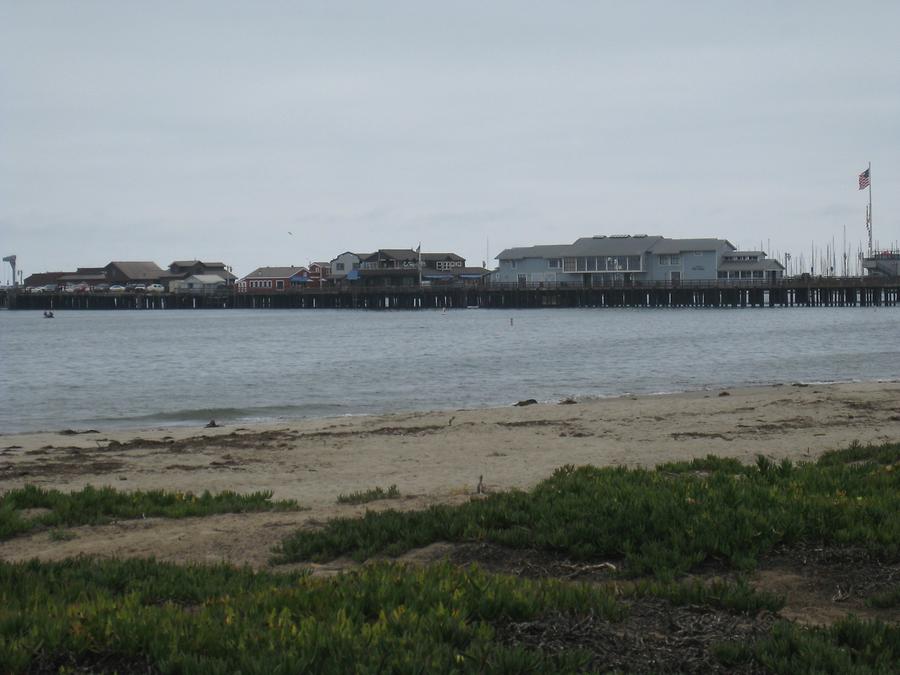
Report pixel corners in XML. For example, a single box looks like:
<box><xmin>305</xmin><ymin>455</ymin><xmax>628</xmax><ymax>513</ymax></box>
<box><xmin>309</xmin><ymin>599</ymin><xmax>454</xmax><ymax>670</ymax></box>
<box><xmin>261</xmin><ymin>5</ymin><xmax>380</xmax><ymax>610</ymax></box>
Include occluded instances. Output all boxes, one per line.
<box><xmin>2</xmin><ymin>380</ymin><xmax>899</xmax><ymax>570</ymax></box>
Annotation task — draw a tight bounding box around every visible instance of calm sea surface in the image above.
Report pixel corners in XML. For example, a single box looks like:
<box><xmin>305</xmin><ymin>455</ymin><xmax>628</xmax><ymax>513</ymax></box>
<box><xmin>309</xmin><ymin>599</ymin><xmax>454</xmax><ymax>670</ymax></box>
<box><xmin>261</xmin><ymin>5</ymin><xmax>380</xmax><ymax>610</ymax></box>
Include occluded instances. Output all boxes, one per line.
<box><xmin>2</xmin><ymin>307</ymin><xmax>899</xmax><ymax>434</ymax></box>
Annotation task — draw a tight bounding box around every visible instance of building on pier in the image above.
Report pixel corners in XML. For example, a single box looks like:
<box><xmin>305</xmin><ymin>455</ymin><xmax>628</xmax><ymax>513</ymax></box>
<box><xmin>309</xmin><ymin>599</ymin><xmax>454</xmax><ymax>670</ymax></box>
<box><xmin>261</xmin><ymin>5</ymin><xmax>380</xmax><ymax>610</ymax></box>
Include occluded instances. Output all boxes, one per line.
<box><xmin>863</xmin><ymin>251</ymin><xmax>900</xmax><ymax>278</ymax></box>
<box><xmin>23</xmin><ymin>271</ymin><xmax>68</xmax><ymax>290</ymax></box>
<box><xmin>325</xmin><ymin>249</ymin><xmax>471</xmax><ymax>287</ymax></box>
<box><xmin>328</xmin><ymin>252</ymin><xmax>365</xmax><ymax>281</ymax></box>
<box><xmin>164</xmin><ymin>260</ymin><xmax>236</xmax><ymax>287</ymax></box>
<box><xmin>170</xmin><ymin>274</ymin><xmax>229</xmax><ymax>294</ymax></box>
<box><xmin>104</xmin><ymin>261</ymin><xmax>167</xmax><ymax>286</ymax></box>
<box><xmin>492</xmin><ymin>235</ymin><xmax>785</xmax><ymax>286</ymax></box>
<box><xmin>717</xmin><ymin>251</ymin><xmax>785</xmax><ymax>282</ymax></box>
<box><xmin>236</xmin><ymin>266</ymin><xmax>307</xmax><ymax>292</ymax></box>
<box><xmin>493</xmin><ymin>235</ymin><xmax>732</xmax><ymax>285</ymax></box>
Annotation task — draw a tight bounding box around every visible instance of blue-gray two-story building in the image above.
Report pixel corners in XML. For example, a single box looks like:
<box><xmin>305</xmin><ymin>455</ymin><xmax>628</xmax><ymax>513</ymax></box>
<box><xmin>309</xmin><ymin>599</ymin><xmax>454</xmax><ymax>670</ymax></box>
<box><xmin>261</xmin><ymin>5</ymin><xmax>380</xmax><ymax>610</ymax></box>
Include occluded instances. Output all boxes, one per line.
<box><xmin>493</xmin><ymin>235</ymin><xmax>783</xmax><ymax>286</ymax></box>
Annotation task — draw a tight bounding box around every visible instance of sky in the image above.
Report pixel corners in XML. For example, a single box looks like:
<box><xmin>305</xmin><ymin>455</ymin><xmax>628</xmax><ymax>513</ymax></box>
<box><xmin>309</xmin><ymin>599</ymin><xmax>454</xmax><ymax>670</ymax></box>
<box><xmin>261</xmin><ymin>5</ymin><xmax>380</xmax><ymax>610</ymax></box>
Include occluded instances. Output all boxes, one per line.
<box><xmin>2</xmin><ymin>1</ymin><xmax>899</xmax><ymax>282</ymax></box>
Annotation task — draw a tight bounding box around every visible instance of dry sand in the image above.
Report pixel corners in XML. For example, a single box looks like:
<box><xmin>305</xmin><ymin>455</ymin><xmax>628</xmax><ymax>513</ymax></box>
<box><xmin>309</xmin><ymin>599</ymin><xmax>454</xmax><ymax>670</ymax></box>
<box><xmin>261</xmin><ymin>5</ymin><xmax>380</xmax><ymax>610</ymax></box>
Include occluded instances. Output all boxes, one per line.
<box><xmin>1</xmin><ymin>380</ymin><xmax>899</xmax><ymax>570</ymax></box>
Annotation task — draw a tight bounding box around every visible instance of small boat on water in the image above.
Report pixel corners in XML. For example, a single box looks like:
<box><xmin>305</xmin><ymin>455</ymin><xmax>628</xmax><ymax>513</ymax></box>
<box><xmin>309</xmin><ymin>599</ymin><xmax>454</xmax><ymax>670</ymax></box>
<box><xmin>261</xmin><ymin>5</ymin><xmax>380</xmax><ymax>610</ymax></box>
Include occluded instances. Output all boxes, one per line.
<box><xmin>43</xmin><ymin>310</ymin><xmax>54</xmax><ymax>318</ymax></box>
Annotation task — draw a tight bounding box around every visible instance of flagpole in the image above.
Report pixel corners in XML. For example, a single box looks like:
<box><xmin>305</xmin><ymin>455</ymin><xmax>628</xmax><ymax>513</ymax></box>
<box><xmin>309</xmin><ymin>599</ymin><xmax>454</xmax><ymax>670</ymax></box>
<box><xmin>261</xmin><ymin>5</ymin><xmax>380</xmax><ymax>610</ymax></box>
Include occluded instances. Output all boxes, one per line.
<box><xmin>868</xmin><ymin>162</ymin><xmax>873</xmax><ymax>256</ymax></box>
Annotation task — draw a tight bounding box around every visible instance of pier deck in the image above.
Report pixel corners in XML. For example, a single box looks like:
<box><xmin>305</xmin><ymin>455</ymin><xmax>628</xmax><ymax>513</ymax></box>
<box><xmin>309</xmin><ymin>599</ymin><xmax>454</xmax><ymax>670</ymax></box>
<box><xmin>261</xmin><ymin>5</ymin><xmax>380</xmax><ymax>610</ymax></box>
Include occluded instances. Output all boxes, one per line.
<box><xmin>3</xmin><ymin>278</ymin><xmax>899</xmax><ymax>311</ymax></box>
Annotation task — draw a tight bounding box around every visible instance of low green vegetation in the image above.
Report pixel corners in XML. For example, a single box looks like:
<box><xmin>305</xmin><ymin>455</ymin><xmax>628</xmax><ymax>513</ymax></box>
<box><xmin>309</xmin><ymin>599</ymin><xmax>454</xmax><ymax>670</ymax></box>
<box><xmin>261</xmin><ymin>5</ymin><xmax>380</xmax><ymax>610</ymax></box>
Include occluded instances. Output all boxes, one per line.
<box><xmin>2</xmin><ymin>557</ymin><xmax>898</xmax><ymax>673</ymax></box>
<box><xmin>714</xmin><ymin>617</ymin><xmax>900</xmax><ymax>673</ymax></box>
<box><xmin>868</xmin><ymin>586</ymin><xmax>900</xmax><ymax>610</ymax></box>
<box><xmin>0</xmin><ymin>557</ymin><xmax>614</xmax><ymax>673</ymax></box>
<box><xmin>2</xmin><ymin>442</ymin><xmax>898</xmax><ymax>672</ymax></box>
<box><xmin>274</xmin><ymin>443</ymin><xmax>900</xmax><ymax>578</ymax></box>
<box><xmin>0</xmin><ymin>484</ymin><xmax>301</xmax><ymax>541</ymax></box>
<box><xmin>337</xmin><ymin>484</ymin><xmax>401</xmax><ymax>505</ymax></box>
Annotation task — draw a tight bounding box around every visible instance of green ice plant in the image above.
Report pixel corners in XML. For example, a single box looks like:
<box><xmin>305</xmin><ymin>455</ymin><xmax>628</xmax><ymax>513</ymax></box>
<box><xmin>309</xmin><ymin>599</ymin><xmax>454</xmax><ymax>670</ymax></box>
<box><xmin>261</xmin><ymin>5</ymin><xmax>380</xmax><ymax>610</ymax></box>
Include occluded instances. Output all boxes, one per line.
<box><xmin>0</xmin><ymin>484</ymin><xmax>302</xmax><ymax>540</ymax></box>
<box><xmin>274</xmin><ymin>442</ymin><xmax>900</xmax><ymax>577</ymax></box>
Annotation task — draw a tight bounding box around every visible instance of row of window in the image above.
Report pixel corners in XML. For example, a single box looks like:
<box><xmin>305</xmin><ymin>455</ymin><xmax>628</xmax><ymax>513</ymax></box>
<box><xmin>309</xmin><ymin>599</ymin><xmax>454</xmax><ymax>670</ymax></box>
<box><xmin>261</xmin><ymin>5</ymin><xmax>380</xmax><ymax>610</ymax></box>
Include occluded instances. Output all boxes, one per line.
<box><xmin>718</xmin><ymin>271</ymin><xmax>767</xmax><ymax>279</ymax></box>
<box><xmin>563</xmin><ymin>256</ymin><xmax>643</xmax><ymax>272</ymax></box>
<box><xmin>245</xmin><ymin>279</ymin><xmax>286</xmax><ymax>288</ymax></box>
<box><xmin>657</xmin><ymin>255</ymin><xmax>681</xmax><ymax>266</ymax></box>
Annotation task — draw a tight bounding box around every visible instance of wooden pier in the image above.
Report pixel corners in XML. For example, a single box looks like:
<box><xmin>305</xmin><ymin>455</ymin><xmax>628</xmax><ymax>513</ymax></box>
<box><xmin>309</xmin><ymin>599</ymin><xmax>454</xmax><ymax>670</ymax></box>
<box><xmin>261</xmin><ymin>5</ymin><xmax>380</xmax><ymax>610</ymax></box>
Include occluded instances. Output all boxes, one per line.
<box><xmin>3</xmin><ymin>278</ymin><xmax>900</xmax><ymax>311</ymax></box>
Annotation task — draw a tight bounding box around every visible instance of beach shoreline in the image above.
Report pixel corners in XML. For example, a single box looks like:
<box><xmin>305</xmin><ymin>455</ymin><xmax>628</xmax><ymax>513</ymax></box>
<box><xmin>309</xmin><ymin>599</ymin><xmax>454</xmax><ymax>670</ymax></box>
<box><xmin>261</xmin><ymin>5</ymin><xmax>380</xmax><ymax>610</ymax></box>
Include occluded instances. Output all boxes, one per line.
<box><xmin>2</xmin><ymin>380</ymin><xmax>899</xmax><ymax>568</ymax></box>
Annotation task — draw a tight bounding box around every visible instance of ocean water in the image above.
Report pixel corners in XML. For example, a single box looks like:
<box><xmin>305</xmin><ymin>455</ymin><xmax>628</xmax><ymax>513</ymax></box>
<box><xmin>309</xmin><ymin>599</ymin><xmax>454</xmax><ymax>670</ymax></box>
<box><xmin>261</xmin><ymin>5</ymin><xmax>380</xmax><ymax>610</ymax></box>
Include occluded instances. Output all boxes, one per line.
<box><xmin>1</xmin><ymin>307</ymin><xmax>899</xmax><ymax>434</ymax></box>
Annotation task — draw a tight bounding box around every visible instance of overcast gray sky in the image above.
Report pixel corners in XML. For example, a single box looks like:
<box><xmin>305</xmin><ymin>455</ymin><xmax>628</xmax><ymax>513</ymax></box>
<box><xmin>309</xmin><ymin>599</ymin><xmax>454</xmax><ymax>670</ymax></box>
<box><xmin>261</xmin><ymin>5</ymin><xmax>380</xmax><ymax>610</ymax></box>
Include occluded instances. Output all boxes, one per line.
<box><xmin>2</xmin><ymin>1</ymin><xmax>898</xmax><ymax>281</ymax></box>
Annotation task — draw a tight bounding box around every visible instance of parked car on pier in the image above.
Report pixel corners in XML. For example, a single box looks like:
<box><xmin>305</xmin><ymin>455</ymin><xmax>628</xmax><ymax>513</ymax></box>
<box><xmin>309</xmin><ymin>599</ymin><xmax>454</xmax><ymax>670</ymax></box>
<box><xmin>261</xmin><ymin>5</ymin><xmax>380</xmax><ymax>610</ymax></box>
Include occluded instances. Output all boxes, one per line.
<box><xmin>146</xmin><ymin>283</ymin><xmax>165</xmax><ymax>293</ymax></box>
<box><xmin>109</xmin><ymin>285</ymin><xmax>126</xmax><ymax>293</ymax></box>
<box><xmin>64</xmin><ymin>283</ymin><xmax>91</xmax><ymax>293</ymax></box>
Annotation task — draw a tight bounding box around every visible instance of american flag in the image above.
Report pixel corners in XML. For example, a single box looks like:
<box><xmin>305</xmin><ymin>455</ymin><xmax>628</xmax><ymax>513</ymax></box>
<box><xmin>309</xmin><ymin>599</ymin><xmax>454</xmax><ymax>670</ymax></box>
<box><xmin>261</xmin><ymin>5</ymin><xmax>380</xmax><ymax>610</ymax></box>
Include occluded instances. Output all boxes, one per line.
<box><xmin>859</xmin><ymin>168</ymin><xmax>870</xmax><ymax>190</ymax></box>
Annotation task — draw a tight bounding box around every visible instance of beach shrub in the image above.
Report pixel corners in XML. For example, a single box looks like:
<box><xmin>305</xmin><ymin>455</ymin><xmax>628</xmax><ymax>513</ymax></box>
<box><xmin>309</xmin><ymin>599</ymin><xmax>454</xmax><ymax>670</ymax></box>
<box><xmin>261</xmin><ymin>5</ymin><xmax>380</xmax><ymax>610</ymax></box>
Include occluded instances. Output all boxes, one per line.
<box><xmin>2</xmin><ymin>557</ymin><xmax>896</xmax><ymax>673</ymax></box>
<box><xmin>0</xmin><ymin>557</ymin><xmax>619</xmax><ymax>674</ymax></box>
<box><xmin>0</xmin><ymin>485</ymin><xmax>302</xmax><ymax>541</ymax></box>
<box><xmin>274</xmin><ymin>442</ymin><xmax>900</xmax><ymax>577</ymax></box>
<box><xmin>337</xmin><ymin>484</ymin><xmax>401</xmax><ymax>505</ymax></box>
<box><xmin>867</xmin><ymin>585</ymin><xmax>900</xmax><ymax>610</ymax></box>
<box><xmin>715</xmin><ymin>617</ymin><xmax>900</xmax><ymax>674</ymax></box>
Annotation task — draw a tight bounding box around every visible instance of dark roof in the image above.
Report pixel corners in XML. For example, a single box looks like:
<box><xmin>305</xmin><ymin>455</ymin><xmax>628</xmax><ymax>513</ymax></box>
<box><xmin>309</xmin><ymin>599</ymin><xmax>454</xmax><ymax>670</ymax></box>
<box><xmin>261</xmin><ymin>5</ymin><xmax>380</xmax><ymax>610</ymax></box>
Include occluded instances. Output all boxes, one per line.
<box><xmin>420</xmin><ymin>252</ymin><xmax>465</xmax><ymax>262</ymax></box>
<box><xmin>240</xmin><ymin>266</ymin><xmax>306</xmax><ymax>280</ymax></box>
<box><xmin>650</xmin><ymin>238</ymin><xmax>734</xmax><ymax>255</ymax></box>
<box><xmin>362</xmin><ymin>249</ymin><xmax>419</xmax><ymax>262</ymax></box>
<box><xmin>170</xmin><ymin>260</ymin><xmax>228</xmax><ymax>269</ymax></box>
<box><xmin>498</xmin><ymin>236</ymin><xmax>737</xmax><ymax>260</ymax></box>
<box><xmin>106</xmin><ymin>261</ymin><xmax>166</xmax><ymax>279</ymax></box>
<box><xmin>24</xmin><ymin>272</ymin><xmax>68</xmax><ymax>286</ymax></box>
<box><xmin>496</xmin><ymin>244</ymin><xmax>571</xmax><ymax>260</ymax></box>
<box><xmin>569</xmin><ymin>235</ymin><xmax>663</xmax><ymax>256</ymax></box>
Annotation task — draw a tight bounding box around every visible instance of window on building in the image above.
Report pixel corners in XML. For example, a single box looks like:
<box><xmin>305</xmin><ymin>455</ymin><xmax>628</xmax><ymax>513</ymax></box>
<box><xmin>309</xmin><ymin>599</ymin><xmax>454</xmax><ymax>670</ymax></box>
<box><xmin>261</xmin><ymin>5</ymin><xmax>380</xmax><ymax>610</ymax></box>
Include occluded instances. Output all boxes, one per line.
<box><xmin>670</xmin><ymin>255</ymin><xmax>680</xmax><ymax>265</ymax></box>
<box><xmin>336</xmin><ymin>262</ymin><xmax>345</xmax><ymax>271</ymax></box>
<box><xmin>658</xmin><ymin>255</ymin><xmax>669</xmax><ymax>266</ymax></box>
<box><xmin>276</xmin><ymin>280</ymin><xmax>284</xmax><ymax>289</ymax></box>
<box><xmin>548</xmin><ymin>258</ymin><xmax>561</xmax><ymax>269</ymax></box>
